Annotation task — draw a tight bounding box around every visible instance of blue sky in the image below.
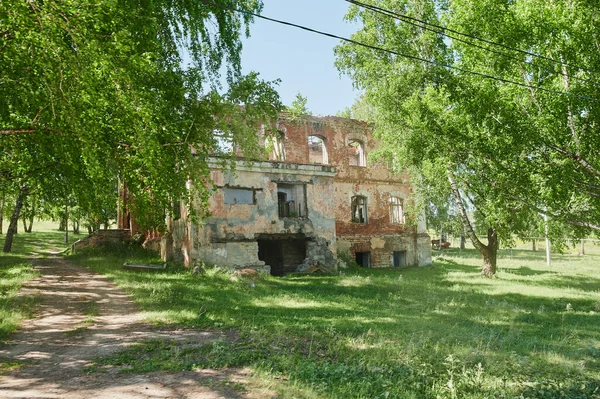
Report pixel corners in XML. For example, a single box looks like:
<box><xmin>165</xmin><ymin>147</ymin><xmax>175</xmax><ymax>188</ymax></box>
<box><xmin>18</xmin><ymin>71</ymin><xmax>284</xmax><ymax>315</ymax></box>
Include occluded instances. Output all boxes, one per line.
<box><xmin>240</xmin><ymin>0</ymin><xmax>360</xmax><ymax>116</ymax></box>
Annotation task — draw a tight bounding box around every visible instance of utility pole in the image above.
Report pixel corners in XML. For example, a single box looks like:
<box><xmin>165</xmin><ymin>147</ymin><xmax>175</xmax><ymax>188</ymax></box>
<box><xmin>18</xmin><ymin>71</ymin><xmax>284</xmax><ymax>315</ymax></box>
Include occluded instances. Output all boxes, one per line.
<box><xmin>543</xmin><ymin>213</ymin><xmax>550</xmax><ymax>266</ymax></box>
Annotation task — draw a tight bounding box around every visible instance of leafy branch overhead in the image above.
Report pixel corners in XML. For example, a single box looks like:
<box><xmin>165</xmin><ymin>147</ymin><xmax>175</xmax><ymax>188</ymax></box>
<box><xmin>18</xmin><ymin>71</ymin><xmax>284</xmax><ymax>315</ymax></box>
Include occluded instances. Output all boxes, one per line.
<box><xmin>286</xmin><ymin>93</ymin><xmax>312</xmax><ymax>122</ymax></box>
<box><xmin>336</xmin><ymin>0</ymin><xmax>600</xmax><ymax>275</ymax></box>
<box><xmin>0</xmin><ymin>0</ymin><xmax>282</xmax><ymax>245</ymax></box>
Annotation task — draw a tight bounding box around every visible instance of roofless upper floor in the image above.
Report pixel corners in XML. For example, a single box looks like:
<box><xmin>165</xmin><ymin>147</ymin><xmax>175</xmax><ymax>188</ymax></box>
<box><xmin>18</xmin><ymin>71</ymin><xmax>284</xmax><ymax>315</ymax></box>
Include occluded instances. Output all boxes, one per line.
<box><xmin>261</xmin><ymin>114</ymin><xmax>407</xmax><ymax>183</ymax></box>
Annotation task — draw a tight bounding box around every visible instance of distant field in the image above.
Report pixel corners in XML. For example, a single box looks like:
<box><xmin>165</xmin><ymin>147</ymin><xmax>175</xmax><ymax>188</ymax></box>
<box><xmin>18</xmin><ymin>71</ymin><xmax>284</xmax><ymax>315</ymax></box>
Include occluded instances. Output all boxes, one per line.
<box><xmin>434</xmin><ymin>234</ymin><xmax>600</xmax><ymax>256</ymax></box>
<box><xmin>68</xmin><ymin>243</ymin><xmax>600</xmax><ymax>398</ymax></box>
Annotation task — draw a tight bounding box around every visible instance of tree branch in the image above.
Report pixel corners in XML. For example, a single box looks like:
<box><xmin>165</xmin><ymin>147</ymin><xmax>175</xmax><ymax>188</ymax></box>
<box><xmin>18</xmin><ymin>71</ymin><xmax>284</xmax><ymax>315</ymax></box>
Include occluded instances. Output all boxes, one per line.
<box><xmin>567</xmin><ymin>220</ymin><xmax>600</xmax><ymax>231</ymax></box>
<box><xmin>0</xmin><ymin>129</ymin><xmax>35</xmax><ymax>135</ymax></box>
<box><xmin>0</xmin><ymin>129</ymin><xmax>62</xmax><ymax>135</ymax></box>
<box><xmin>550</xmin><ymin>145</ymin><xmax>600</xmax><ymax>179</ymax></box>
<box><xmin>447</xmin><ymin>168</ymin><xmax>488</xmax><ymax>252</ymax></box>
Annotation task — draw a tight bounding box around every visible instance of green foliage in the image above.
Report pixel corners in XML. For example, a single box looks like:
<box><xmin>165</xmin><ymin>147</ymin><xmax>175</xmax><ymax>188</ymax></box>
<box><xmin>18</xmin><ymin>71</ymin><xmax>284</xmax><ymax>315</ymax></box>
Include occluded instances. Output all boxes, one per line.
<box><xmin>335</xmin><ymin>0</ymin><xmax>600</xmax><ymax>273</ymax></box>
<box><xmin>0</xmin><ymin>257</ymin><xmax>37</xmax><ymax>342</ymax></box>
<box><xmin>286</xmin><ymin>92</ymin><xmax>312</xmax><ymax>121</ymax></box>
<box><xmin>336</xmin><ymin>93</ymin><xmax>375</xmax><ymax>122</ymax></box>
<box><xmin>1</xmin><ymin>0</ymin><xmax>282</xmax><ymax>236</ymax></box>
<box><xmin>73</xmin><ymin>245</ymin><xmax>600</xmax><ymax>398</ymax></box>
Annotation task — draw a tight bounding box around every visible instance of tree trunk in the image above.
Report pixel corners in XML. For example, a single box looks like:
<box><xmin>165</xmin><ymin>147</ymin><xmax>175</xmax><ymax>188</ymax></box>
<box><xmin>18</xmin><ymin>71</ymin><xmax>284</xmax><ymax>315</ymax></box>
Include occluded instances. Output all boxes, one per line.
<box><xmin>22</xmin><ymin>215</ymin><xmax>28</xmax><ymax>233</ymax></box>
<box><xmin>3</xmin><ymin>186</ymin><xmax>27</xmax><ymax>253</ymax></box>
<box><xmin>58</xmin><ymin>216</ymin><xmax>66</xmax><ymax>231</ymax></box>
<box><xmin>447</xmin><ymin>170</ymin><xmax>498</xmax><ymax>276</ymax></box>
<box><xmin>64</xmin><ymin>200</ymin><xmax>69</xmax><ymax>244</ymax></box>
<box><xmin>27</xmin><ymin>213</ymin><xmax>33</xmax><ymax>233</ymax></box>
<box><xmin>0</xmin><ymin>193</ymin><xmax>4</xmax><ymax>234</ymax></box>
<box><xmin>460</xmin><ymin>232</ymin><xmax>465</xmax><ymax>249</ymax></box>
<box><xmin>480</xmin><ymin>228</ymin><xmax>498</xmax><ymax>277</ymax></box>
<box><xmin>72</xmin><ymin>220</ymin><xmax>79</xmax><ymax>235</ymax></box>
<box><xmin>532</xmin><ymin>239</ymin><xmax>536</xmax><ymax>251</ymax></box>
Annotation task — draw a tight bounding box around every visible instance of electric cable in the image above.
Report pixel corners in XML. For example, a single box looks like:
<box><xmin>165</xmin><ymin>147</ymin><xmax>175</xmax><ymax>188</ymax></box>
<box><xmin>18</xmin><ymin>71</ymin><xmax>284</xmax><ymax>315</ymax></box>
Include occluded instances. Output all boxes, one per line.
<box><xmin>345</xmin><ymin>0</ymin><xmax>599</xmax><ymax>88</ymax></box>
<box><xmin>199</xmin><ymin>0</ymin><xmax>598</xmax><ymax>102</ymax></box>
<box><xmin>345</xmin><ymin>0</ymin><xmax>598</xmax><ymax>76</ymax></box>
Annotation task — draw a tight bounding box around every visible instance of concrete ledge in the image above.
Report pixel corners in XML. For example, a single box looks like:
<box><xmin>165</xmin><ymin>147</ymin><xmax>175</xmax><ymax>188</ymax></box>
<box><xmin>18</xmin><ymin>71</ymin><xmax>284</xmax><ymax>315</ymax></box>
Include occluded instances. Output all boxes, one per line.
<box><xmin>122</xmin><ymin>263</ymin><xmax>167</xmax><ymax>271</ymax></box>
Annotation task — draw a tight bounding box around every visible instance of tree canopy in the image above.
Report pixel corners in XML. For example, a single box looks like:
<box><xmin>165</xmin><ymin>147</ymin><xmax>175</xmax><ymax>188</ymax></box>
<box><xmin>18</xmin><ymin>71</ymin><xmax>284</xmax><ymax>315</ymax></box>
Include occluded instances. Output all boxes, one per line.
<box><xmin>1</xmin><ymin>0</ymin><xmax>281</xmax><ymax>251</ymax></box>
<box><xmin>336</xmin><ymin>0</ymin><xmax>600</xmax><ymax>275</ymax></box>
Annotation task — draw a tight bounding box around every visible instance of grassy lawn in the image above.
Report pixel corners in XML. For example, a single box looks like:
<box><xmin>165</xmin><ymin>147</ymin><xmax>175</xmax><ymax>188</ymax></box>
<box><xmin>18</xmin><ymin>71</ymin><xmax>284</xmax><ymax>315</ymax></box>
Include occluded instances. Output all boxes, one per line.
<box><xmin>0</xmin><ymin>220</ymin><xmax>79</xmax><ymax>342</ymax></box>
<box><xmin>68</xmin><ymin>243</ymin><xmax>600</xmax><ymax>398</ymax></box>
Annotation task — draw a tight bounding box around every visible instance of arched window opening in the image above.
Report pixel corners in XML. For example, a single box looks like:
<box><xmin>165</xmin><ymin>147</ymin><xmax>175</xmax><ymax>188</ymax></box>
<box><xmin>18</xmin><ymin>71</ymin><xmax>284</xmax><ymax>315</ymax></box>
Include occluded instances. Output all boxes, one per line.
<box><xmin>390</xmin><ymin>196</ymin><xmax>404</xmax><ymax>224</ymax></box>
<box><xmin>308</xmin><ymin>135</ymin><xmax>328</xmax><ymax>164</ymax></box>
<box><xmin>351</xmin><ymin>195</ymin><xmax>368</xmax><ymax>223</ymax></box>
<box><xmin>268</xmin><ymin>131</ymin><xmax>286</xmax><ymax>161</ymax></box>
<box><xmin>214</xmin><ymin>130</ymin><xmax>236</xmax><ymax>155</ymax></box>
<box><xmin>348</xmin><ymin>139</ymin><xmax>366</xmax><ymax>166</ymax></box>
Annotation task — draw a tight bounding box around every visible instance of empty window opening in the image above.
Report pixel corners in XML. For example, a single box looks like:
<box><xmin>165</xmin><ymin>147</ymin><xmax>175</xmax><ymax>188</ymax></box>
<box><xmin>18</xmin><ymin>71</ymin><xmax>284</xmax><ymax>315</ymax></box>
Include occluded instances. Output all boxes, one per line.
<box><xmin>258</xmin><ymin>239</ymin><xmax>307</xmax><ymax>276</ymax></box>
<box><xmin>277</xmin><ymin>183</ymin><xmax>306</xmax><ymax>218</ymax></box>
<box><xmin>390</xmin><ymin>196</ymin><xmax>404</xmax><ymax>224</ymax></box>
<box><xmin>268</xmin><ymin>131</ymin><xmax>286</xmax><ymax>161</ymax></box>
<box><xmin>308</xmin><ymin>135</ymin><xmax>328</xmax><ymax>164</ymax></box>
<box><xmin>214</xmin><ymin>130</ymin><xmax>237</xmax><ymax>155</ymax></box>
<box><xmin>348</xmin><ymin>139</ymin><xmax>366</xmax><ymax>166</ymax></box>
<box><xmin>351</xmin><ymin>195</ymin><xmax>368</xmax><ymax>223</ymax></box>
<box><xmin>172</xmin><ymin>199</ymin><xmax>181</xmax><ymax>220</ymax></box>
<box><xmin>355</xmin><ymin>251</ymin><xmax>371</xmax><ymax>268</ymax></box>
<box><xmin>392</xmin><ymin>251</ymin><xmax>406</xmax><ymax>268</ymax></box>
<box><xmin>224</xmin><ymin>187</ymin><xmax>254</xmax><ymax>205</ymax></box>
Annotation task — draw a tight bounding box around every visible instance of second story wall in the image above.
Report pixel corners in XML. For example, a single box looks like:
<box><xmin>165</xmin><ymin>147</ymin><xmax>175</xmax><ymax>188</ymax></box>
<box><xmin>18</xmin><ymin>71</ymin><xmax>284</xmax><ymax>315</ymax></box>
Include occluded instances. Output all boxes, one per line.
<box><xmin>275</xmin><ymin>115</ymin><xmax>407</xmax><ymax>183</ymax></box>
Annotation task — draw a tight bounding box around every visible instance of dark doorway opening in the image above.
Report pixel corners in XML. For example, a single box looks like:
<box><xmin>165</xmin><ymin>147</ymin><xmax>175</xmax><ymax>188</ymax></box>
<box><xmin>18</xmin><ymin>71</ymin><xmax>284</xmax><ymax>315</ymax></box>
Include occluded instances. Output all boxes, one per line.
<box><xmin>258</xmin><ymin>238</ymin><xmax>307</xmax><ymax>276</ymax></box>
<box><xmin>392</xmin><ymin>251</ymin><xmax>406</xmax><ymax>268</ymax></box>
<box><xmin>355</xmin><ymin>251</ymin><xmax>371</xmax><ymax>268</ymax></box>
<box><xmin>277</xmin><ymin>192</ymin><xmax>287</xmax><ymax>218</ymax></box>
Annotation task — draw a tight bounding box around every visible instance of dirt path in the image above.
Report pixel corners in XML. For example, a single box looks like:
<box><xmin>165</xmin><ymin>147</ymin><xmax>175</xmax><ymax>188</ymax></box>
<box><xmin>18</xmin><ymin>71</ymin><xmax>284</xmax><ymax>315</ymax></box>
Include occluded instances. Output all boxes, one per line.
<box><xmin>0</xmin><ymin>256</ymin><xmax>272</xmax><ymax>399</ymax></box>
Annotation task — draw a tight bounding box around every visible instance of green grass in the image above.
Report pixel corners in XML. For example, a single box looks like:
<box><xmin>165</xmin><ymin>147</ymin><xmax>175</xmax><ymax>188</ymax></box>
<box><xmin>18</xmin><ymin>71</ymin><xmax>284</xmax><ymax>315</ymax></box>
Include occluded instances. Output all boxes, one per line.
<box><xmin>69</xmin><ymin>244</ymin><xmax>600</xmax><ymax>398</ymax></box>
<box><xmin>0</xmin><ymin>221</ymin><xmax>80</xmax><ymax>342</ymax></box>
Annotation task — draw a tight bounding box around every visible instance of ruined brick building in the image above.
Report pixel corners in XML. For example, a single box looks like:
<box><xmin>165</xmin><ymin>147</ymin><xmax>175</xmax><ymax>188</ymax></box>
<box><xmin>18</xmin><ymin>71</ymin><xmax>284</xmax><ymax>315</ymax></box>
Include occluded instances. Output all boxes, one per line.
<box><xmin>159</xmin><ymin>114</ymin><xmax>432</xmax><ymax>275</ymax></box>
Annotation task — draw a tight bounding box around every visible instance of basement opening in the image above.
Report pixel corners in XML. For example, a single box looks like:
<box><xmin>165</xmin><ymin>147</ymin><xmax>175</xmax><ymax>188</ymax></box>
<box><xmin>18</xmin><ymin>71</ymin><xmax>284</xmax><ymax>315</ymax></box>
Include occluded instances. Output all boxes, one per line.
<box><xmin>257</xmin><ymin>238</ymin><xmax>307</xmax><ymax>276</ymax></box>
<box><xmin>355</xmin><ymin>251</ymin><xmax>371</xmax><ymax>268</ymax></box>
<box><xmin>392</xmin><ymin>251</ymin><xmax>406</xmax><ymax>268</ymax></box>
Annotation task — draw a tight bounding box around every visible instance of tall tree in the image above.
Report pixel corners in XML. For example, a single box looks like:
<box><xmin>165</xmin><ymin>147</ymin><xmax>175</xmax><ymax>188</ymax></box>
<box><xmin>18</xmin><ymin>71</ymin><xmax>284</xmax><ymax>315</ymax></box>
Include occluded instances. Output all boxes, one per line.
<box><xmin>336</xmin><ymin>0</ymin><xmax>600</xmax><ymax>275</ymax></box>
<box><xmin>1</xmin><ymin>0</ymin><xmax>281</xmax><ymax>251</ymax></box>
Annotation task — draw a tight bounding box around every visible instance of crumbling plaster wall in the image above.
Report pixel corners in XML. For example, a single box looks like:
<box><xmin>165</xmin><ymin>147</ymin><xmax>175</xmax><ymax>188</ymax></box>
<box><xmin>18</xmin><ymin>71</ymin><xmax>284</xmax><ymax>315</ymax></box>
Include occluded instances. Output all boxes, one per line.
<box><xmin>279</xmin><ymin>115</ymin><xmax>432</xmax><ymax>268</ymax></box>
<box><xmin>182</xmin><ymin>159</ymin><xmax>337</xmax><ymax>271</ymax></box>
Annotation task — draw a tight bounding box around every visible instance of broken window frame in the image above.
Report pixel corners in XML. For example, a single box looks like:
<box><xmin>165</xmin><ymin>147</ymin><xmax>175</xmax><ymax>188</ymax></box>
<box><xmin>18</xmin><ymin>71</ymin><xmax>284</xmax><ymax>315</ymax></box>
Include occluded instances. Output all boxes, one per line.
<box><xmin>389</xmin><ymin>196</ymin><xmax>404</xmax><ymax>224</ymax></box>
<box><xmin>351</xmin><ymin>195</ymin><xmax>368</xmax><ymax>224</ymax></box>
<box><xmin>308</xmin><ymin>135</ymin><xmax>328</xmax><ymax>164</ymax></box>
<box><xmin>348</xmin><ymin>139</ymin><xmax>366</xmax><ymax>167</ymax></box>
<box><xmin>277</xmin><ymin>183</ymin><xmax>307</xmax><ymax>218</ymax></box>
<box><xmin>223</xmin><ymin>187</ymin><xmax>255</xmax><ymax>205</ymax></box>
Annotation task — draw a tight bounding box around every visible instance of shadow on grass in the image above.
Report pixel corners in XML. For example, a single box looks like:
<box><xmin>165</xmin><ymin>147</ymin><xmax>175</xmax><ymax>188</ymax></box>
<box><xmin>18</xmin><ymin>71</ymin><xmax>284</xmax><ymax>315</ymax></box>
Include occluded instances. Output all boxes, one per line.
<box><xmin>67</xmin><ymin>246</ymin><xmax>600</xmax><ymax>398</ymax></box>
<box><xmin>503</xmin><ymin>266</ymin><xmax>557</xmax><ymax>276</ymax></box>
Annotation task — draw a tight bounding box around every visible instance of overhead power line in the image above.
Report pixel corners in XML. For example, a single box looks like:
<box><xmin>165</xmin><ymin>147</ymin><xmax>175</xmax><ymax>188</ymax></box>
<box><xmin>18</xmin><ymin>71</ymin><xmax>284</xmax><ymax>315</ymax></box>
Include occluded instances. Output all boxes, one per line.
<box><xmin>199</xmin><ymin>0</ymin><xmax>598</xmax><ymax>102</ymax></box>
<box><xmin>345</xmin><ymin>0</ymin><xmax>599</xmax><ymax>88</ymax></box>
<box><xmin>345</xmin><ymin>0</ymin><xmax>598</xmax><ymax>76</ymax></box>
